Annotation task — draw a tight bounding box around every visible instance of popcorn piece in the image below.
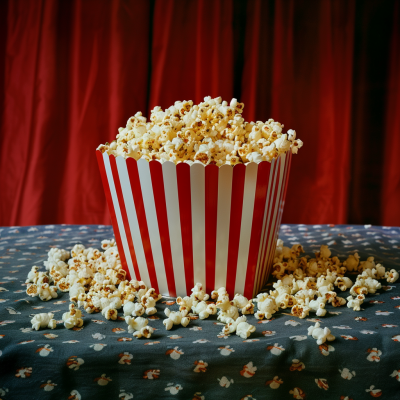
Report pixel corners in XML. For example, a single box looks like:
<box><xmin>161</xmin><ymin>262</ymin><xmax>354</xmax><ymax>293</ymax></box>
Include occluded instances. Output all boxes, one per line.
<box><xmin>191</xmin><ymin>283</ymin><xmax>209</xmax><ymax>302</ymax></box>
<box><xmin>26</xmin><ymin>266</ymin><xmax>40</xmax><ymax>283</ymax></box>
<box><xmin>125</xmin><ymin>316</ymin><xmax>153</xmax><ymax>339</ymax></box>
<box><xmin>232</xmin><ymin>294</ymin><xmax>254</xmax><ymax>314</ymax></box>
<box><xmin>211</xmin><ymin>287</ymin><xmax>228</xmax><ymax>301</ymax></box>
<box><xmin>216</xmin><ymin>296</ymin><xmax>239</xmax><ymax>323</ymax></box>
<box><xmin>343</xmin><ymin>253</ymin><xmax>360</xmax><ymax>272</ymax></box>
<box><xmin>176</xmin><ymin>296</ymin><xmax>194</xmax><ymax>314</ymax></box>
<box><xmin>101</xmin><ymin>305</ymin><xmax>118</xmax><ymax>320</ymax></box>
<box><xmin>358</xmin><ymin>256</ymin><xmax>376</xmax><ymax>272</ymax></box>
<box><xmin>31</xmin><ymin>312</ymin><xmax>57</xmax><ymax>331</ymax></box>
<box><xmin>308</xmin><ymin>297</ymin><xmax>327</xmax><ymax>317</ymax></box>
<box><xmin>253</xmin><ymin>294</ymin><xmax>278</xmax><ymax>320</ymax></box>
<box><xmin>62</xmin><ymin>303</ymin><xmax>83</xmax><ymax>329</ymax></box>
<box><xmin>385</xmin><ymin>269</ymin><xmax>399</xmax><ymax>283</ymax></box>
<box><xmin>222</xmin><ymin>315</ymin><xmax>256</xmax><ymax>339</ymax></box>
<box><xmin>37</xmin><ymin>283</ymin><xmax>58</xmax><ymax>301</ymax></box>
<box><xmin>334</xmin><ymin>276</ymin><xmax>353</xmax><ymax>291</ymax></box>
<box><xmin>346</xmin><ymin>294</ymin><xmax>365</xmax><ymax>311</ymax></box>
<box><xmin>307</xmin><ymin>322</ymin><xmax>335</xmax><ymax>345</ymax></box>
<box><xmin>291</xmin><ymin>304</ymin><xmax>310</xmax><ymax>319</ymax></box>
<box><xmin>191</xmin><ymin>301</ymin><xmax>217</xmax><ymax>320</ymax></box>
<box><xmin>163</xmin><ymin>308</ymin><xmax>190</xmax><ymax>330</ymax></box>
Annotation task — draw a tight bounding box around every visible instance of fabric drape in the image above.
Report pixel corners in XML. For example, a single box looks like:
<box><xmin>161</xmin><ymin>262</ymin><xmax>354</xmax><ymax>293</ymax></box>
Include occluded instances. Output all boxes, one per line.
<box><xmin>1</xmin><ymin>0</ymin><xmax>399</xmax><ymax>227</ymax></box>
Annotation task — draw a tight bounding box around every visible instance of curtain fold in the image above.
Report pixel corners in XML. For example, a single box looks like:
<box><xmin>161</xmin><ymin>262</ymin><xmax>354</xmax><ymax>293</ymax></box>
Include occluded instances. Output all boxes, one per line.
<box><xmin>0</xmin><ymin>0</ymin><xmax>399</xmax><ymax>226</ymax></box>
<box><xmin>382</xmin><ymin>0</ymin><xmax>400</xmax><ymax>227</ymax></box>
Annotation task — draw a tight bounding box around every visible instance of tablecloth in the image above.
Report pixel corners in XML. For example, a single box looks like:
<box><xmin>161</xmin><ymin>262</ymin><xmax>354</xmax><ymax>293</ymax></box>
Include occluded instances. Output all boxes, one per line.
<box><xmin>0</xmin><ymin>224</ymin><xmax>399</xmax><ymax>399</ymax></box>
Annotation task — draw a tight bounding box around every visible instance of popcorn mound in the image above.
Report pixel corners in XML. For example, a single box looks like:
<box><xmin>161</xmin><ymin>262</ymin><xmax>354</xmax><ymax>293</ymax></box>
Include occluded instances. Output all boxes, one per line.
<box><xmin>27</xmin><ymin>239</ymin><xmax>398</xmax><ymax>340</ymax></box>
<box><xmin>97</xmin><ymin>96</ymin><xmax>303</xmax><ymax>166</ymax></box>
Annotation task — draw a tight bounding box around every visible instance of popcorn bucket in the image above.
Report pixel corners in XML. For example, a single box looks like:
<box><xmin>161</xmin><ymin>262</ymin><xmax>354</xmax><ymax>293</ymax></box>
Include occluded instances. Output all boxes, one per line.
<box><xmin>96</xmin><ymin>150</ymin><xmax>292</xmax><ymax>298</ymax></box>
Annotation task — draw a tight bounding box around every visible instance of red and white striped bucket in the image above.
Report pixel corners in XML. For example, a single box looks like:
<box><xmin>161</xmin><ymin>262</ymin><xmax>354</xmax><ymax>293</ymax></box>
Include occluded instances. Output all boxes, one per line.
<box><xmin>96</xmin><ymin>150</ymin><xmax>292</xmax><ymax>298</ymax></box>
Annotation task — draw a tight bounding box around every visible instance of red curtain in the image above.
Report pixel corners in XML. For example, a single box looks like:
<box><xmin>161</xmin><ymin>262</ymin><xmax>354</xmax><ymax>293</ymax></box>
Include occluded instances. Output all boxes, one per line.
<box><xmin>1</xmin><ymin>0</ymin><xmax>399</xmax><ymax>227</ymax></box>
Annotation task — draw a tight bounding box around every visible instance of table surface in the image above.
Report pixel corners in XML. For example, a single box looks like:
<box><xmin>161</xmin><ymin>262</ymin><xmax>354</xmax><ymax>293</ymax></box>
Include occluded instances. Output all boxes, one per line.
<box><xmin>0</xmin><ymin>224</ymin><xmax>400</xmax><ymax>400</ymax></box>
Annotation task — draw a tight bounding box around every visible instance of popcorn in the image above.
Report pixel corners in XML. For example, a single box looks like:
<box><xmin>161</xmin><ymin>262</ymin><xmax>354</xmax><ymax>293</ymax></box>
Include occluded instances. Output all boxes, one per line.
<box><xmin>307</xmin><ymin>322</ymin><xmax>335</xmax><ymax>345</ymax></box>
<box><xmin>62</xmin><ymin>303</ymin><xmax>83</xmax><ymax>329</ymax></box>
<box><xmin>125</xmin><ymin>316</ymin><xmax>153</xmax><ymax>339</ymax></box>
<box><xmin>253</xmin><ymin>294</ymin><xmax>279</xmax><ymax>320</ymax></box>
<box><xmin>216</xmin><ymin>295</ymin><xmax>240</xmax><ymax>323</ymax></box>
<box><xmin>163</xmin><ymin>309</ymin><xmax>190</xmax><ymax>330</ymax></box>
<box><xmin>31</xmin><ymin>312</ymin><xmax>57</xmax><ymax>331</ymax></box>
<box><xmin>346</xmin><ymin>294</ymin><xmax>365</xmax><ymax>311</ymax></box>
<box><xmin>97</xmin><ymin>97</ymin><xmax>302</xmax><ymax>165</ymax></box>
<box><xmin>385</xmin><ymin>269</ymin><xmax>399</xmax><ymax>283</ymax></box>
<box><xmin>191</xmin><ymin>301</ymin><xmax>217</xmax><ymax>320</ymax></box>
<box><xmin>222</xmin><ymin>315</ymin><xmax>256</xmax><ymax>339</ymax></box>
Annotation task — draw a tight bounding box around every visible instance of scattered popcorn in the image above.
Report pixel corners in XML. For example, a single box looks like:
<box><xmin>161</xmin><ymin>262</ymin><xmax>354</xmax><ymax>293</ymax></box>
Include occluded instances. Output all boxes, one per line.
<box><xmin>307</xmin><ymin>322</ymin><xmax>335</xmax><ymax>345</ymax></box>
<box><xmin>163</xmin><ymin>309</ymin><xmax>190</xmax><ymax>330</ymax></box>
<box><xmin>62</xmin><ymin>303</ymin><xmax>83</xmax><ymax>330</ymax></box>
<box><xmin>25</xmin><ymin>236</ymin><xmax>394</xmax><ymax>343</ymax></box>
<box><xmin>30</xmin><ymin>312</ymin><xmax>57</xmax><ymax>331</ymax></box>
<box><xmin>222</xmin><ymin>315</ymin><xmax>256</xmax><ymax>339</ymax></box>
<box><xmin>125</xmin><ymin>316</ymin><xmax>153</xmax><ymax>339</ymax></box>
<box><xmin>97</xmin><ymin>97</ymin><xmax>303</xmax><ymax>166</ymax></box>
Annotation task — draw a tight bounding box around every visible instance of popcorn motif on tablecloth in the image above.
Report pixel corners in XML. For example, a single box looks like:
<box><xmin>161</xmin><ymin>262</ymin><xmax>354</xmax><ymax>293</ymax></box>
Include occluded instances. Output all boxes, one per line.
<box><xmin>267</xmin><ymin>343</ymin><xmax>285</xmax><ymax>356</ymax></box>
<box><xmin>266</xmin><ymin>376</ymin><xmax>283</xmax><ymax>389</ymax></box>
<box><xmin>339</xmin><ymin>368</ymin><xmax>356</xmax><ymax>380</ymax></box>
<box><xmin>94</xmin><ymin>374</ymin><xmax>112</xmax><ymax>386</ymax></box>
<box><xmin>315</xmin><ymin>378</ymin><xmax>329</xmax><ymax>390</ymax></box>
<box><xmin>290</xmin><ymin>359</ymin><xmax>305</xmax><ymax>371</ymax></box>
<box><xmin>15</xmin><ymin>367</ymin><xmax>32</xmax><ymax>378</ymax></box>
<box><xmin>66</xmin><ymin>356</ymin><xmax>84</xmax><ymax>371</ymax></box>
<box><xmin>219</xmin><ymin>345</ymin><xmax>235</xmax><ymax>356</ymax></box>
<box><xmin>166</xmin><ymin>346</ymin><xmax>184</xmax><ymax>360</ymax></box>
<box><xmin>390</xmin><ymin>369</ymin><xmax>400</xmax><ymax>381</ymax></box>
<box><xmin>143</xmin><ymin>369</ymin><xmax>160</xmax><ymax>379</ymax></box>
<box><xmin>289</xmin><ymin>387</ymin><xmax>306</xmax><ymax>399</ymax></box>
<box><xmin>217</xmin><ymin>376</ymin><xmax>234</xmax><ymax>388</ymax></box>
<box><xmin>193</xmin><ymin>360</ymin><xmax>208</xmax><ymax>373</ymax></box>
<box><xmin>164</xmin><ymin>383</ymin><xmax>183</xmax><ymax>395</ymax></box>
<box><xmin>365</xmin><ymin>385</ymin><xmax>382</xmax><ymax>397</ymax></box>
<box><xmin>367</xmin><ymin>348</ymin><xmax>382</xmax><ymax>362</ymax></box>
<box><xmin>35</xmin><ymin>344</ymin><xmax>53</xmax><ymax>357</ymax></box>
<box><xmin>40</xmin><ymin>380</ymin><xmax>57</xmax><ymax>391</ymax></box>
<box><xmin>118</xmin><ymin>352</ymin><xmax>133</xmax><ymax>365</ymax></box>
<box><xmin>240</xmin><ymin>362</ymin><xmax>257</xmax><ymax>378</ymax></box>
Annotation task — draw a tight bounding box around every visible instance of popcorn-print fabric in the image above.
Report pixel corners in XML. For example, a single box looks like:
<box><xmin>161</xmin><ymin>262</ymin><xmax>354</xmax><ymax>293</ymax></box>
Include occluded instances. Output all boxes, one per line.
<box><xmin>0</xmin><ymin>224</ymin><xmax>399</xmax><ymax>399</ymax></box>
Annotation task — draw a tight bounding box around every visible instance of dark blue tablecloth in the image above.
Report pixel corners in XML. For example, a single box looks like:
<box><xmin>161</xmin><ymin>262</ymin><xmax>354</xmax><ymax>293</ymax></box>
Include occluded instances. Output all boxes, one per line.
<box><xmin>0</xmin><ymin>224</ymin><xmax>400</xmax><ymax>399</ymax></box>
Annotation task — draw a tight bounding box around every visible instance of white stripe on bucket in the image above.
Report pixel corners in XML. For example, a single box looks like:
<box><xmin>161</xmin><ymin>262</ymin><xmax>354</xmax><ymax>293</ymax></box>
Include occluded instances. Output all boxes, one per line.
<box><xmin>137</xmin><ymin>159</ymin><xmax>168</xmax><ymax>295</ymax></box>
<box><xmin>190</xmin><ymin>163</ymin><xmax>206</xmax><ymax>286</ymax></box>
<box><xmin>162</xmin><ymin>161</ymin><xmax>186</xmax><ymax>295</ymax></box>
<box><xmin>235</xmin><ymin>162</ymin><xmax>258</xmax><ymax>295</ymax></box>
<box><xmin>215</xmin><ymin>165</ymin><xmax>233</xmax><ymax>290</ymax></box>
<box><xmin>103</xmin><ymin>154</ymin><xmax>135</xmax><ymax>279</ymax></box>
<box><xmin>115</xmin><ymin>157</ymin><xmax>149</xmax><ymax>284</ymax></box>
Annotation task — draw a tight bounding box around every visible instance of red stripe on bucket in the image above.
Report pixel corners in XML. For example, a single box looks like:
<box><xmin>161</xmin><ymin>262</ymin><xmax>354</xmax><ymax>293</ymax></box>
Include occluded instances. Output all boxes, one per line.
<box><xmin>243</xmin><ymin>161</ymin><xmax>272</xmax><ymax>299</ymax></box>
<box><xmin>109</xmin><ymin>156</ymin><xmax>140</xmax><ymax>281</ymax></box>
<box><xmin>149</xmin><ymin>161</ymin><xmax>176</xmax><ymax>297</ymax></box>
<box><xmin>126</xmin><ymin>158</ymin><xmax>159</xmax><ymax>292</ymax></box>
<box><xmin>96</xmin><ymin>151</ymin><xmax>129</xmax><ymax>277</ymax></box>
<box><xmin>225</xmin><ymin>164</ymin><xmax>246</xmax><ymax>296</ymax></box>
<box><xmin>176</xmin><ymin>163</ymin><xmax>194</xmax><ymax>296</ymax></box>
<box><xmin>205</xmin><ymin>165</ymin><xmax>219</xmax><ymax>294</ymax></box>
